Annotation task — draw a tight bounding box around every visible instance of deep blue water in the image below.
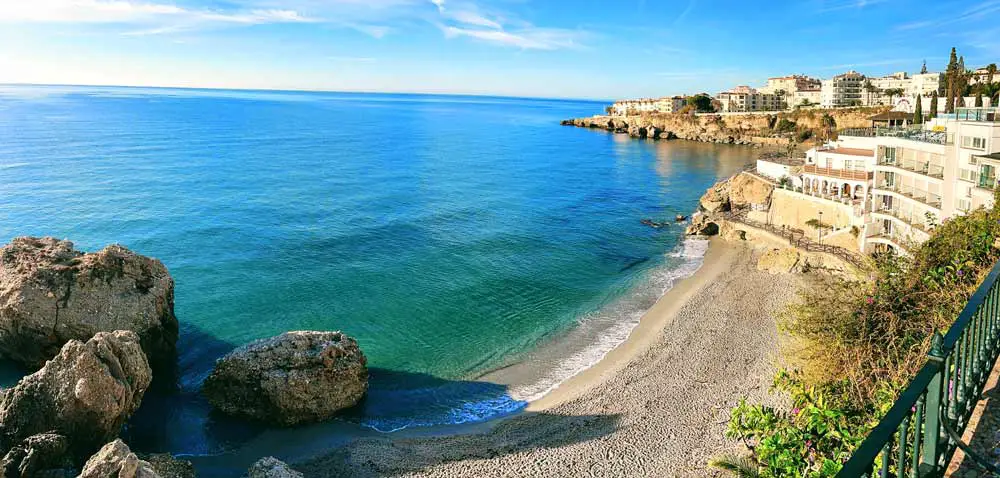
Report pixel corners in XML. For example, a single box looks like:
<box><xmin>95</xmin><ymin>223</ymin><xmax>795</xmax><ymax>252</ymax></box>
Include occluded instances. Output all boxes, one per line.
<box><xmin>0</xmin><ymin>85</ymin><xmax>751</xmax><ymax>466</ymax></box>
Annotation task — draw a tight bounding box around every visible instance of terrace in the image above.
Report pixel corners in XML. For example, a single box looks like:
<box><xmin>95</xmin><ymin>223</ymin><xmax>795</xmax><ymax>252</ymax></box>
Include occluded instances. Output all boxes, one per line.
<box><xmin>873</xmin><ymin>182</ymin><xmax>943</xmax><ymax>209</ymax></box>
<box><xmin>839</xmin><ymin>126</ymin><xmax>953</xmax><ymax>145</ymax></box>
<box><xmin>875</xmin><ymin>156</ymin><xmax>945</xmax><ymax>179</ymax></box>
<box><xmin>802</xmin><ymin>164</ymin><xmax>872</xmax><ymax>181</ymax></box>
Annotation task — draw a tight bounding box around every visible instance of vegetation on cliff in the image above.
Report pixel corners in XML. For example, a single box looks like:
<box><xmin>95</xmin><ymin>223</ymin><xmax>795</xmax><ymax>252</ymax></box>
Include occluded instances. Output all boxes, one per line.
<box><xmin>714</xmin><ymin>192</ymin><xmax>1000</xmax><ymax>477</ymax></box>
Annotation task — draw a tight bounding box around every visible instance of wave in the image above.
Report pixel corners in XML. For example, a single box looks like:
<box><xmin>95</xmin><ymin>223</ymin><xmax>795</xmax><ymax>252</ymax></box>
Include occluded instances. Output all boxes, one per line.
<box><xmin>507</xmin><ymin>238</ymin><xmax>710</xmax><ymax>403</ymax></box>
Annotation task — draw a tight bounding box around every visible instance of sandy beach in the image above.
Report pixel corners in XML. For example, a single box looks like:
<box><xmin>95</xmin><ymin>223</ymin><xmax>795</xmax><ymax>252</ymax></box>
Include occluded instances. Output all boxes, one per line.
<box><xmin>301</xmin><ymin>239</ymin><xmax>804</xmax><ymax>477</ymax></box>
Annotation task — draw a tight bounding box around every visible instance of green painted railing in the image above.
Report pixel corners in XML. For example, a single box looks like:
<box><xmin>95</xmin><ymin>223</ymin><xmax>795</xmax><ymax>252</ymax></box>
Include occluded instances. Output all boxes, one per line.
<box><xmin>837</xmin><ymin>260</ymin><xmax>1000</xmax><ymax>477</ymax></box>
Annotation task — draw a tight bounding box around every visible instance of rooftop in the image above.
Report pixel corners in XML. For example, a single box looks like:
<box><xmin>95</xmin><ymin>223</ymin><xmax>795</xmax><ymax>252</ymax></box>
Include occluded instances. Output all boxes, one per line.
<box><xmin>977</xmin><ymin>152</ymin><xmax>1000</xmax><ymax>162</ymax></box>
<box><xmin>821</xmin><ymin>147</ymin><xmax>875</xmax><ymax>157</ymax></box>
<box><xmin>870</xmin><ymin>111</ymin><xmax>913</xmax><ymax>121</ymax></box>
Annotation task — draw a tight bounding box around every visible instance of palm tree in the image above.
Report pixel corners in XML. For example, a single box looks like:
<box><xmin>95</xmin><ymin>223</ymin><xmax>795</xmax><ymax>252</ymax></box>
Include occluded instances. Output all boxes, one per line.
<box><xmin>709</xmin><ymin>455</ymin><xmax>761</xmax><ymax>478</ymax></box>
<box><xmin>988</xmin><ymin>63</ymin><xmax>998</xmax><ymax>86</ymax></box>
<box><xmin>976</xmin><ymin>92</ymin><xmax>984</xmax><ymax>107</ymax></box>
<box><xmin>884</xmin><ymin>88</ymin><xmax>905</xmax><ymax>105</ymax></box>
<box><xmin>864</xmin><ymin>80</ymin><xmax>879</xmax><ymax>105</ymax></box>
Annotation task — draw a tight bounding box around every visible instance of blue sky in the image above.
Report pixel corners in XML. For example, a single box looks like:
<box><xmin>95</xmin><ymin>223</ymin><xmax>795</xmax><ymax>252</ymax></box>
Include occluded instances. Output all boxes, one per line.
<box><xmin>0</xmin><ymin>0</ymin><xmax>998</xmax><ymax>99</ymax></box>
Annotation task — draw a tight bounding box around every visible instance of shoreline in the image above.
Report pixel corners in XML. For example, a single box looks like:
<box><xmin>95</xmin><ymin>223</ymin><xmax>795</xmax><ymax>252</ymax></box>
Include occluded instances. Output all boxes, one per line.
<box><xmin>300</xmin><ymin>238</ymin><xmax>806</xmax><ymax>477</ymax></box>
<box><xmin>525</xmin><ymin>236</ymin><xmax>729</xmax><ymax>411</ymax></box>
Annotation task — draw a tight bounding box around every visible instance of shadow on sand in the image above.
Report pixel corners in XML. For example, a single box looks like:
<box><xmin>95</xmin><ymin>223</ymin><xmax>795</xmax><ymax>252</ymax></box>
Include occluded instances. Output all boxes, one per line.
<box><xmin>120</xmin><ymin>323</ymin><xmax>621</xmax><ymax>477</ymax></box>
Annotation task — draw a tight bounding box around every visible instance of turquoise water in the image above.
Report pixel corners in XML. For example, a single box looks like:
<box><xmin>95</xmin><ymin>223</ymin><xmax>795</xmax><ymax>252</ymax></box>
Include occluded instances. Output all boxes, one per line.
<box><xmin>0</xmin><ymin>85</ymin><xmax>751</xmax><ymax>460</ymax></box>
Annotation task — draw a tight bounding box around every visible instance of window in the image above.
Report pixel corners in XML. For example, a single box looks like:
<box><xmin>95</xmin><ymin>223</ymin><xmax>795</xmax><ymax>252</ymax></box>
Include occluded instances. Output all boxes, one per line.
<box><xmin>957</xmin><ymin>198</ymin><xmax>971</xmax><ymax>212</ymax></box>
<box><xmin>960</xmin><ymin>168</ymin><xmax>981</xmax><ymax>183</ymax></box>
<box><xmin>961</xmin><ymin>136</ymin><xmax>987</xmax><ymax>150</ymax></box>
<box><xmin>884</xmin><ymin>147</ymin><xmax>897</xmax><ymax>164</ymax></box>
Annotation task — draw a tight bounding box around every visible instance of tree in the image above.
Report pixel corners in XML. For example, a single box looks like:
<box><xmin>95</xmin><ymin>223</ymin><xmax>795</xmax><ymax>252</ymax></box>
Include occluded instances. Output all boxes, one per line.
<box><xmin>921</xmin><ymin>60</ymin><xmax>928</xmax><ymax>74</ymax></box>
<box><xmin>864</xmin><ymin>79</ymin><xmax>879</xmax><ymax>105</ymax></box>
<box><xmin>989</xmin><ymin>63</ymin><xmax>998</xmax><ymax>86</ymax></box>
<box><xmin>884</xmin><ymin>88</ymin><xmax>905</xmax><ymax>104</ymax></box>
<box><xmin>976</xmin><ymin>92</ymin><xmax>984</xmax><ymax>107</ymax></box>
<box><xmin>821</xmin><ymin>113</ymin><xmax>836</xmax><ymax>140</ymax></box>
<box><xmin>604</xmin><ymin>105</ymin><xmax>614</xmax><ymax>115</ymax></box>
<box><xmin>930</xmin><ymin>91</ymin><xmax>939</xmax><ymax>119</ymax></box>
<box><xmin>914</xmin><ymin>95</ymin><xmax>923</xmax><ymax>124</ymax></box>
<box><xmin>686</xmin><ymin>94</ymin><xmax>714</xmax><ymax>113</ymax></box>
<box><xmin>946</xmin><ymin>47</ymin><xmax>959</xmax><ymax>113</ymax></box>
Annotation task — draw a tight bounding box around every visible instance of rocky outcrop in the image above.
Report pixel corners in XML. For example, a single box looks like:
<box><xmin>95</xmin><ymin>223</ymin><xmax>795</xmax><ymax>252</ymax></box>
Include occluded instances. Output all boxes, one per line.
<box><xmin>0</xmin><ymin>237</ymin><xmax>177</xmax><ymax>370</ymax></box>
<box><xmin>0</xmin><ymin>433</ymin><xmax>74</xmax><ymax>478</ymax></box>
<box><xmin>757</xmin><ymin>248</ymin><xmax>801</xmax><ymax>274</ymax></box>
<box><xmin>0</xmin><ymin>330</ymin><xmax>152</xmax><ymax>461</ymax></box>
<box><xmin>144</xmin><ymin>453</ymin><xmax>196</xmax><ymax>478</ymax></box>
<box><xmin>203</xmin><ymin>331</ymin><xmax>368</xmax><ymax>426</ymax></box>
<box><xmin>729</xmin><ymin>173</ymin><xmax>774</xmax><ymax>209</ymax></box>
<box><xmin>699</xmin><ymin>180</ymin><xmax>731</xmax><ymax>213</ymax></box>
<box><xmin>247</xmin><ymin>457</ymin><xmax>303</xmax><ymax>478</ymax></box>
<box><xmin>685</xmin><ymin>214</ymin><xmax>719</xmax><ymax>236</ymax></box>
<box><xmin>79</xmin><ymin>440</ymin><xmax>159</xmax><ymax>478</ymax></box>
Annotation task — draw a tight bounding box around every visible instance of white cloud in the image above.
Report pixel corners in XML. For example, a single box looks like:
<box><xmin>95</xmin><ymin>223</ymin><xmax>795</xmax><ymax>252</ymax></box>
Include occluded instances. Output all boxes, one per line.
<box><xmin>432</xmin><ymin>0</ymin><xmax>584</xmax><ymax>50</ymax></box>
<box><xmin>0</xmin><ymin>1</ymin><xmax>316</xmax><ymax>25</ymax></box>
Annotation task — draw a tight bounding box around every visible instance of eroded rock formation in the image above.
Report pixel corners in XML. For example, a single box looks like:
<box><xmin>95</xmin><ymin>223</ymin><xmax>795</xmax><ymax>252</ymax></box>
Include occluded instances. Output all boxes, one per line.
<box><xmin>248</xmin><ymin>457</ymin><xmax>304</xmax><ymax>478</ymax></box>
<box><xmin>203</xmin><ymin>331</ymin><xmax>368</xmax><ymax>426</ymax></box>
<box><xmin>79</xmin><ymin>440</ymin><xmax>160</xmax><ymax>478</ymax></box>
<box><xmin>0</xmin><ymin>237</ymin><xmax>177</xmax><ymax>370</ymax></box>
<box><xmin>0</xmin><ymin>330</ymin><xmax>152</xmax><ymax>462</ymax></box>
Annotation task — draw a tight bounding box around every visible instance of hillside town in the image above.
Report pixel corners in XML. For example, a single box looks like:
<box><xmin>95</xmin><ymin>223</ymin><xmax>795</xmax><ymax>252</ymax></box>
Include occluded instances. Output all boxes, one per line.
<box><xmin>610</xmin><ymin>57</ymin><xmax>997</xmax><ymax>115</ymax></box>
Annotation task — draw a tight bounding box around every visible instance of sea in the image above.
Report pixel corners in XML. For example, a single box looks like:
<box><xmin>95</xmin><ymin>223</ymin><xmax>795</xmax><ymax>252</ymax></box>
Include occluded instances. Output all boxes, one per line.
<box><xmin>0</xmin><ymin>85</ymin><xmax>752</xmax><ymax>472</ymax></box>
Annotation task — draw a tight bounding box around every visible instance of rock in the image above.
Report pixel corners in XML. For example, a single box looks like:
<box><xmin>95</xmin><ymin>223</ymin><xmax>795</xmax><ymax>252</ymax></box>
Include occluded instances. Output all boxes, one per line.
<box><xmin>729</xmin><ymin>173</ymin><xmax>774</xmax><ymax>209</ymax></box>
<box><xmin>685</xmin><ymin>214</ymin><xmax>719</xmax><ymax>236</ymax></box>
<box><xmin>0</xmin><ymin>331</ymin><xmax>152</xmax><ymax>461</ymax></box>
<box><xmin>0</xmin><ymin>237</ymin><xmax>177</xmax><ymax>370</ymax></box>
<box><xmin>247</xmin><ymin>457</ymin><xmax>303</xmax><ymax>478</ymax></box>
<box><xmin>0</xmin><ymin>433</ymin><xmax>74</xmax><ymax>478</ymax></box>
<box><xmin>203</xmin><ymin>331</ymin><xmax>368</xmax><ymax>426</ymax></box>
<box><xmin>79</xmin><ymin>440</ymin><xmax>160</xmax><ymax>478</ymax></box>
<box><xmin>723</xmin><ymin>227</ymin><xmax>747</xmax><ymax>241</ymax></box>
<box><xmin>675</xmin><ymin>215</ymin><xmax>688</xmax><ymax>222</ymax></box>
<box><xmin>144</xmin><ymin>454</ymin><xmax>195</xmax><ymax>478</ymax></box>
<box><xmin>757</xmin><ymin>248</ymin><xmax>801</xmax><ymax>274</ymax></box>
<box><xmin>699</xmin><ymin>180</ymin><xmax>731</xmax><ymax>213</ymax></box>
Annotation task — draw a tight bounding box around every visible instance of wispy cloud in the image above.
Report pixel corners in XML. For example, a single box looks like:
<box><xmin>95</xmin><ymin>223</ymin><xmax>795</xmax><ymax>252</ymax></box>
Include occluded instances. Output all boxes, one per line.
<box><xmin>893</xmin><ymin>0</ymin><xmax>1000</xmax><ymax>31</ymax></box>
<box><xmin>431</xmin><ymin>0</ymin><xmax>585</xmax><ymax>50</ymax></box>
<box><xmin>817</xmin><ymin>58</ymin><xmax>923</xmax><ymax>70</ymax></box>
<box><xmin>327</xmin><ymin>56</ymin><xmax>377</xmax><ymax>63</ymax></box>
<box><xmin>814</xmin><ymin>0</ymin><xmax>890</xmax><ymax>13</ymax></box>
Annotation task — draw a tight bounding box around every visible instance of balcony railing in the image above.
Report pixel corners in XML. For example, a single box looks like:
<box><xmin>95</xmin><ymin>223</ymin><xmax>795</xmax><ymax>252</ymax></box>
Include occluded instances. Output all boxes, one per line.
<box><xmin>955</xmin><ymin>107</ymin><xmax>999</xmax><ymax>123</ymax></box>
<box><xmin>837</xmin><ymin>260</ymin><xmax>1000</xmax><ymax>477</ymax></box>
<box><xmin>839</xmin><ymin>127</ymin><xmax>953</xmax><ymax>145</ymax></box>
<box><xmin>871</xmin><ymin>205</ymin><xmax>933</xmax><ymax>234</ymax></box>
<box><xmin>803</xmin><ymin>164</ymin><xmax>873</xmax><ymax>181</ymax></box>
<box><xmin>876</xmin><ymin>157</ymin><xmax>945</xmax><ymax>179</ymax></box>
<box><xmin>873</xmin><ymin>182</ymin><xmax>943</xmax><ymax>209</ymax></box>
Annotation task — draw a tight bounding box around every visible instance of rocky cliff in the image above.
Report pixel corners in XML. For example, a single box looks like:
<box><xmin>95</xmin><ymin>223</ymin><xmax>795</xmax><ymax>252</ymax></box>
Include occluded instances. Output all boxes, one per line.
<box><xmin>561</xmin><ymin>107</ymin><xmax>889</xmax><ymax>146</ymax></box>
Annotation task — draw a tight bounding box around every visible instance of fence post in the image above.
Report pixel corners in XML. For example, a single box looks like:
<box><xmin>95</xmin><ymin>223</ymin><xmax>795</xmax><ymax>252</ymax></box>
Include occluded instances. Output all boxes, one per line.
<box><xmin>920</xmin><ymin>333</ymin><xmax>947</xmax><ymax>474</ymax></box>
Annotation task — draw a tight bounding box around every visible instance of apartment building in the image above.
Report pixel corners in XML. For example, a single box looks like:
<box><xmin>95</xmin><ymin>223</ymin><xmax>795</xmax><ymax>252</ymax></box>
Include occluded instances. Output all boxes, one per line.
<box><xmin>760</xmin><ymin>75</ymin><xmax>822</xmax><ymax>95</ymax></box>
<box><xmin>716</xmin><ymin>86</ymin><xmax>784</xmax><ymax>112</ymax></box>
<box><xmin>609</xmin><ymin>96</ymin><xmax>686</xmax><ymax>116</ymax></box>
<box><xmin>820</xmin><ymin>70</ymin><xmax>866</xmax><ymax>108</ymax></box>
<box><xmin>758</xmin><ymin>108</ymin><xmax>1000</xmax><ymax>256</ymax></box>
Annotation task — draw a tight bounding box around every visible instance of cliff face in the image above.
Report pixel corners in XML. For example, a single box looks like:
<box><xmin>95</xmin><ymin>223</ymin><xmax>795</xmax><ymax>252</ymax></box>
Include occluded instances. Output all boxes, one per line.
<box><xmin>561</xmin><ymin>107</ymin><xmax>889</xmax><ymax>146</ymax></box>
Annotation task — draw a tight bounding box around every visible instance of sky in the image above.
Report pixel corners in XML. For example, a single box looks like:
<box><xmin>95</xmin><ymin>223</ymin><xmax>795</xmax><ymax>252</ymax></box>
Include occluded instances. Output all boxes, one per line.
<box><xmin>0</xmin><ymin>0</ymin><xmax>998</xmax><ymax>99</ymax></box>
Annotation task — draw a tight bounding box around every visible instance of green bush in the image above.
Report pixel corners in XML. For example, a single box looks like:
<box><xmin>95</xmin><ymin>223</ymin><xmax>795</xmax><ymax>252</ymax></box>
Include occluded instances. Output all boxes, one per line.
<box><xmin>716</xmin><ymin>191</ymin><xmax>1000</xmax><ymax>477</ymax></box>
<box><xmin>775</xmin><ymin>119</ymin><xmax>797</xmax><ymax>133</ymax></box>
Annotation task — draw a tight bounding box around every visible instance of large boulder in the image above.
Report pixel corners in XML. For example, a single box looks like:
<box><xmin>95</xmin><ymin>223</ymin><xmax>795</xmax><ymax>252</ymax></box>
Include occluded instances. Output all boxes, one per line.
<box><xmin>0</xmin><ymin>433</ymin><xmax>74</xmax><ymax>478</ymax></box>
<box><xmin>757</xmin><ymin>248</ymin><xmax>801</xmax><ymax>274</ymax></box>
<box><xmin>729</xmin><ymin>172</ymin><xmax>774</xmax><ymax>209</ymax></box>
<box><xmin>203</xmin><ymin>331</ymin><xmax>368</xmax><ymax>426</ymax></box>
<box><xmin>247</xmin><ymin>457</ymin><xmax>303</xmax><ymax>478</ymax></box>
<box><xmin>79</xmin><ymin>440</ymin><xmax>159</xmax><ymax>478</ymax></box>
<box><xmin>144</xmin><ymin>453</ymin><xmax>195</xmax><ymax>478</ymax></box>
<box><xmin>685</xmin><ymin>214</ymin><xmax>719</xmax><ymax>236</ymax></box>
<box><xmin>0</xmin><ymin>331</ymin><xmax>152</xmax><ymax>462</ymax></box>
<box><xmin>699</xmin><ymin>180</ymin><xmax>731</xmax><ymax>213</ymax></box>
<box><xmin>0</xmin><ymin>237</ymin><xmax>177</xmax><ymax>370</ymax></box>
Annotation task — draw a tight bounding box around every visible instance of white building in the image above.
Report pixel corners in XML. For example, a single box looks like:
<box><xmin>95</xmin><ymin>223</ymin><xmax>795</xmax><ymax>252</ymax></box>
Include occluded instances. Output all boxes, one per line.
<box><xmin>821</xmin><ymin>70</ymin><xmax>866</xmax><ymax>108</ymax></box>
<box><xmin>716</xmin><ymin>86</ymin><xmax>784</xmax><ymax>112</ymax></box>
<box><xmin>786</xmin><ymin>107</ymin><xmax>1000</xmax><ymax>255</ymax></box>
<box><xmin>610</xmin><ymin>96</ymin><xmax>686</xmax><ymax>116</ymax></box>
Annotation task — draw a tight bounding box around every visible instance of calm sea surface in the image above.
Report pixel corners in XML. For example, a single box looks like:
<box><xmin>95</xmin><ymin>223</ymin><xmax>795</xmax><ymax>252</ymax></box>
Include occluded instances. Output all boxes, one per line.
<box><xmin>0</xmin><ymin>85</ymin><xmax>752</xmax><ymax>466</ymax></box>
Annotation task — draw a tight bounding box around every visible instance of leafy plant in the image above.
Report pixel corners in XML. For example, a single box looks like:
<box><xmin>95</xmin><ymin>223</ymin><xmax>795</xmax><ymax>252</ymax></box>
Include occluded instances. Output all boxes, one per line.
<box><xmin>709</xmin><ymin>455</ymin><xmax>762</xmax><ymax>478</ymax></box>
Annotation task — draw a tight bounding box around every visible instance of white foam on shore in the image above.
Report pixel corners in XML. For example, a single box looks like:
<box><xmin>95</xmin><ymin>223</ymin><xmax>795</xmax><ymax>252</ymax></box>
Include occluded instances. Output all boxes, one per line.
<box><xmin>506</xmin><ymin>238</ymin><xmax>711</xmax><ymax>403</ymax></box>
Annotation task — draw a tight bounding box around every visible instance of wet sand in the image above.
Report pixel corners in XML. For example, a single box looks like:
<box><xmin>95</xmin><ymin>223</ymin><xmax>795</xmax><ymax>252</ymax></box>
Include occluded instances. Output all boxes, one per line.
<box><xmin>300</xmin><ymin>240</ymin><xmax>803</xmax><ymax>477</ymax></box>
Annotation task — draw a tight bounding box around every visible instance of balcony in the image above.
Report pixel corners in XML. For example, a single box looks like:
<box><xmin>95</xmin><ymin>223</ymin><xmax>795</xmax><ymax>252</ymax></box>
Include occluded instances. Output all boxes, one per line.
<box><xmin>839</xmin><ymin>127</ymin><xmax>953</xmax><ymax>145</ymax></box>
<box><xmin>871</xmin><ymin>205</ymin><xmax>933</xmax><ymax>234</ymax></box>
<box><xmin>873</xmin><ymin>182</ymin><xmax>942</xmax><ymax>209</ymax></box>
<box><xmin>802</xmin><ymin>164</ymin><xmax>872</xmax><ymax>181</ymax></box>
<box><xmin>954</xmin><ymin>107</ymin><xmax>999</xmax><ymax>123</ymax></box>
<box><xmin>875</xmin><ymin>157</ymin><xmax>945</xmax><ymax>179</ymax></box>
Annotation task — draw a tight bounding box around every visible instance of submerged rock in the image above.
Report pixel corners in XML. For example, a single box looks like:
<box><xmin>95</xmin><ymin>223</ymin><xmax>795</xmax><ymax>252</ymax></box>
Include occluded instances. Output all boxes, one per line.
<box><xmin>0</xmin><ymin>433</ymin><xmax>74</xmax><ymax>478</ymax></box>
<box><xmin>203</xmin><ymin>331</ymin><xmax>368</xmax><ymax>426</ymax></box>
<box><xmin>0</xmin><ymin>330</ymin><xmax>151</xmax><ymax>462</ymax></box>
<box><xmin>247</xmin><ymin>457</ymin><xmax>303</xmax><ymax>478</ymax></box>
<box><xmin>79</xmin><ymin>440</ymin><xmax>160</xmax><ymax>478</ymax></box>
<box><xmin>0</xmin><ymin>237</ymin><xmax>177</xmax><ymax>370</ymax></box>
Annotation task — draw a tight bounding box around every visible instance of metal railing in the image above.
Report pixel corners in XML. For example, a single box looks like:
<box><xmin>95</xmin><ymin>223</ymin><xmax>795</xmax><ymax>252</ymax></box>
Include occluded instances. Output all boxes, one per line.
<box><xmin>876</xmin><ymin>157</ymin><xmax>945</xmax><ymax>179</ymax></box>
<box><xmin>839</xmin><ymin>127</ymin><xmax>953</xmax><ymax>145</ymax></box>
<box><xmin>803</xmin><ymin>164</ymin><xmax>873</xmax><ymax>181</ymax></box>
<box><xmin>837</xmin><ymin>259</ymin><xmax>1000</xmax><ymax>477</ymax></box>
<box><xmin>720</xmin><ymin>208</ymin><xmax>867</xmax><ymax>270</ymax></box>
<box><xmin>873</xmin><ymin>182</ymin><xmax>943</xmax><ymax>209</ymax></box>
<box><xmin>871</xmin><ymin>206</ymin><xmax>933</xmax><ymax>234</ymax></box>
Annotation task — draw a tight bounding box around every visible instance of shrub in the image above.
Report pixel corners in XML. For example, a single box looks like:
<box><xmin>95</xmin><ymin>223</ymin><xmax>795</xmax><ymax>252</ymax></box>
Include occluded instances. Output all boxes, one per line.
<box><xmin>775</xmin><ymin>119</ymin><xmax>797</xmax><ymax>133</ymax></box>
<box><xmin>797</xmin><ymin>130</ymin><xmax>813</xmax><ymax>142</ymax></box>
